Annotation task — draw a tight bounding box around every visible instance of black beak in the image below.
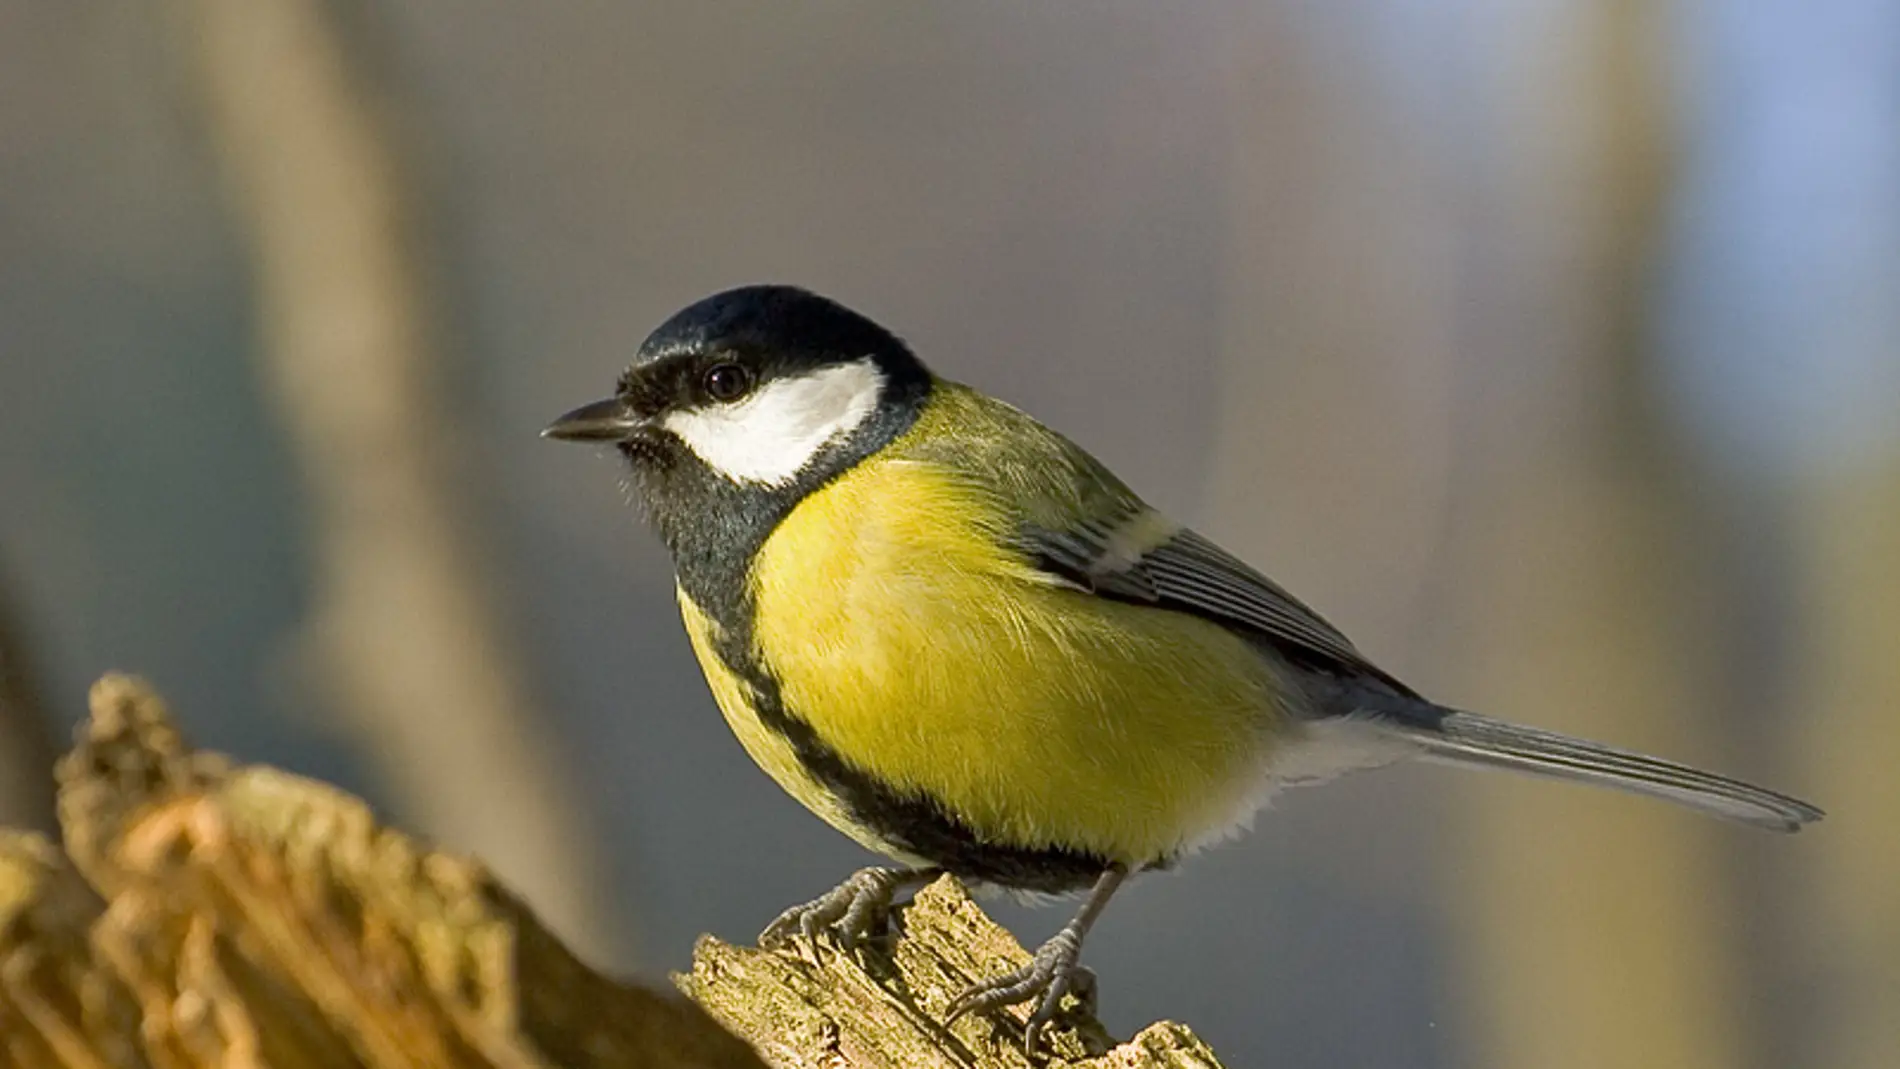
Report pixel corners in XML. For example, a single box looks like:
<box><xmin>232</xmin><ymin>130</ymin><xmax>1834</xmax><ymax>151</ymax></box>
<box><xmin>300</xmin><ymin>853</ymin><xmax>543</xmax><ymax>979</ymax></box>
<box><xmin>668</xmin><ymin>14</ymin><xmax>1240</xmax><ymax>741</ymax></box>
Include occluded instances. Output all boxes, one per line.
<box><xmin>542</xmin><ymin>397</ymin><xmax>645</xmax><ymax>442</ymax></box>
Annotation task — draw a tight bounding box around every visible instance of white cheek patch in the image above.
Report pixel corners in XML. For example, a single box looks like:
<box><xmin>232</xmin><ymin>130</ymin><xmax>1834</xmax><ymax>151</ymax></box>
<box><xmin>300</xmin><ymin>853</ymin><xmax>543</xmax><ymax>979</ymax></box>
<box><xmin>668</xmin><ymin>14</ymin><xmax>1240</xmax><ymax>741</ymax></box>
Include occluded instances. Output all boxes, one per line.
<box><xmin>663</xmin><ymin>359</ymin><xmax>885</xmax><ymax>486</ymax></box>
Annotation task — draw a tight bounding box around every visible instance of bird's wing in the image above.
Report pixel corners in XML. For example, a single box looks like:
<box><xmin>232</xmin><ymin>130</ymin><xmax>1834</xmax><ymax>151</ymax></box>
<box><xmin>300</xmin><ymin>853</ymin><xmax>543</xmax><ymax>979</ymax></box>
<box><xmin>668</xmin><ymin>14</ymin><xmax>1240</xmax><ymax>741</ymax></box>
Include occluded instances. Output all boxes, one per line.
<box><xmin>1024</xmin><ymin>510</ymin><xmax>1418</xmax><ymax>697</ymax></box>
<box><xmin>902</xmin><ymin>382</ymin><xmax>1414</xmax><ymax>695</ymax></box>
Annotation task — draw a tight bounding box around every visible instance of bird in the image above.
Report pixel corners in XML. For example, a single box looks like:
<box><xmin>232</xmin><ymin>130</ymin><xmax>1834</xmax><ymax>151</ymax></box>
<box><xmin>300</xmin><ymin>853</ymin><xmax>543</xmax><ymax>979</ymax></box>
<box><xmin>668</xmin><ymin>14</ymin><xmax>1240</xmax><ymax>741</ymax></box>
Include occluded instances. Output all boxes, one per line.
<box><xmin>545</xmin><ymin>284</ymin><xmax>1822</xmax><ymax>1054</ymax></box>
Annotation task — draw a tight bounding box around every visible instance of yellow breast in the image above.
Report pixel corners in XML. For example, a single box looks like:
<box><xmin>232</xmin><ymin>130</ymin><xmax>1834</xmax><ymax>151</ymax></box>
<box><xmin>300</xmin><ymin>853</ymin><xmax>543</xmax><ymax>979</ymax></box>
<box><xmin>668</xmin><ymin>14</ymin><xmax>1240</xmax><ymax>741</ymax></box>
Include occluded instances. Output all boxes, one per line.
<box><xmin>677</xmin><ymin>592</ymin><xmax>930</xmax><ymax>862</ymax></box>
<box><xmin>743</xmin><ymin>451</ymin><xmax>1286</xmax><ymax>865</ymax></box>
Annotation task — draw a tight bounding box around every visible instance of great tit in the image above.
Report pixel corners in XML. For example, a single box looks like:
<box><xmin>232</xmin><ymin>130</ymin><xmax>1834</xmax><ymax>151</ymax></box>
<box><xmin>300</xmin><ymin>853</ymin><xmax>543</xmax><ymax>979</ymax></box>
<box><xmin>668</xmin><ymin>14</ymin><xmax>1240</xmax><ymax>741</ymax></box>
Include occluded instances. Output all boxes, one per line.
<box><xmin>546</xmin><ymin>284</ymin><xmax>1822</xmax><ymax>1053</ymax></box>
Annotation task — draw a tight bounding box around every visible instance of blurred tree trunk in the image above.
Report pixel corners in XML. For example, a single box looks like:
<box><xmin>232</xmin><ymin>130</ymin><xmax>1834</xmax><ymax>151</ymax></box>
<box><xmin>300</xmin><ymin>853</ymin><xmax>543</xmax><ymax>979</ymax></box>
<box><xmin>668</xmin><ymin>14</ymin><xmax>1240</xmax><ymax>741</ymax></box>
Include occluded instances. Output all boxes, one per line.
<box><xmin>1794</xmin><ymin>465</ymin><xmax>1900</xmax><ymax>1068</ymax></box>
<box><xmin>1213</xmin><ymin>4</ymin><xmax>1743</xmax><ymax>1065</ymax></box>
<box><xmin>165</xmin><ymin>0</ymin><xmax>618</xmax><ymax>955</ymax></box>
<box><xmin>1440</xmin><ymin>4</ymin><xmax>1743</xmax><ymax>1068</ymax></box>
<box><xmin>1654</xmin><ymin>5</ymin><xmax>1900</xmax><ymax>1062</ymax></box>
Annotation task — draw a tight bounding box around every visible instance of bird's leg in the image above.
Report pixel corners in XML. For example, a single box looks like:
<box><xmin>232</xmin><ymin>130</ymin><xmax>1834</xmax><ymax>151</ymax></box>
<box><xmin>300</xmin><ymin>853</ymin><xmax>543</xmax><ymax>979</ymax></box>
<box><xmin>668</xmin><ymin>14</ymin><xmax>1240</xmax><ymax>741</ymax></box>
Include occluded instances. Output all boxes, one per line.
<box><xmin>944</xmin><ymin>864</ymin><xmax>1128</xmax><ymax>1056</ymax></box>
<box><xmin>759</xmin><ymin>865</ymin><xmax>942</xmax><ymax>950</ymax></box>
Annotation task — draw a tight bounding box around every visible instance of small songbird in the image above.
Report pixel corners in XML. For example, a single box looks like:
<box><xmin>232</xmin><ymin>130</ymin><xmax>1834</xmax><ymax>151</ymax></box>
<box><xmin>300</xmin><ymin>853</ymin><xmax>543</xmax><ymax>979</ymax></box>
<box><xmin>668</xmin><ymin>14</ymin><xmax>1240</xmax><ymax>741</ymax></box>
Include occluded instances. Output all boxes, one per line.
<box><xmin>546</xmin><ymin>285</ymin><xmax>1822</xmax><ymax>1053</ymax></box>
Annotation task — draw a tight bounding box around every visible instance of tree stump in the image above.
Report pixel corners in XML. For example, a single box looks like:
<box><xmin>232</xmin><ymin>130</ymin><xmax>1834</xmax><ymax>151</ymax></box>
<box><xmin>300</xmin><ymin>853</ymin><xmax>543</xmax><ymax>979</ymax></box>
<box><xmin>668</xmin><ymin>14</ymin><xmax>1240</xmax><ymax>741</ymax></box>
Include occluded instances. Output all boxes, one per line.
<box><xmin>0</xmin><ymin>676</ymin><xmax>1224</xmax><ymax>1068</ymax></box>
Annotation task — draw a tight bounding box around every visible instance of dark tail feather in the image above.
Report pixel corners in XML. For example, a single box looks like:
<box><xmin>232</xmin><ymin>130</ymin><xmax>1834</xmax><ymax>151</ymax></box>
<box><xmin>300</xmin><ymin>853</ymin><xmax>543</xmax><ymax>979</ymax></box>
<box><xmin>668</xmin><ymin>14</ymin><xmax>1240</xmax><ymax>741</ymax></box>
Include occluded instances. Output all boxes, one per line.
<box><xmin>1382</xmin><ymin>706</ymin><xmax>1823</xmax><ymax>832</ymax></box>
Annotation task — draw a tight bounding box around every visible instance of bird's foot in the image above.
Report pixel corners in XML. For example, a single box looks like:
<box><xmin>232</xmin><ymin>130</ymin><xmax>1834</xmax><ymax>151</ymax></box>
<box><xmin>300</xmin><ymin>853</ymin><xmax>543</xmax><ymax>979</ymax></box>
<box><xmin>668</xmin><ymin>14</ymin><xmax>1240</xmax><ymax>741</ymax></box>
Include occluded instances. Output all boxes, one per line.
<box><xmin>758</xmin><ymin>866</ymin><xmax>936</xmax><ymax>951</ymax></box>
<box><xmin>944</xmin><ymin>926</ymin><xmax>1098</xmax><ymax>1056</ymax></box>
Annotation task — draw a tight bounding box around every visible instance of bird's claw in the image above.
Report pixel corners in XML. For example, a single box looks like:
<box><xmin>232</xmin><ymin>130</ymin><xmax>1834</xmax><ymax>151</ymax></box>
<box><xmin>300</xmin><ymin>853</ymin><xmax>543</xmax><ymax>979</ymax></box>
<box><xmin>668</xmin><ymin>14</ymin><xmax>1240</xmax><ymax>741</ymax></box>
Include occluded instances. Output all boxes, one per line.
<box><xmin>758</xmin><ymin>867</ymin><xmax>914</xmax><ymax>952</ymax></box>
<box><xmin>944</xmin><ymin>929</ymin><xmax>1097</xmax><ymax>1056</ymax></box>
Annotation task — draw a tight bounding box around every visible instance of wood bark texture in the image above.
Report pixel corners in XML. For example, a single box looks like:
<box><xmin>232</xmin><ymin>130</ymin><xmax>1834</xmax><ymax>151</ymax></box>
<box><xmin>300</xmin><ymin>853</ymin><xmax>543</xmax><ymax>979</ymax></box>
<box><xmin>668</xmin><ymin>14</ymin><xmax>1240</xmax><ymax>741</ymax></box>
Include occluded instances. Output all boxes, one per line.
<box><xmin>684</xmin><ymin>879</ymin><xmax>1222</xmax><ymax>1069</ymax></box>
<box><xmin>0</xmin><ymin>676</ymin><xmax>1225</xmax><ymax>1069</ymax></box>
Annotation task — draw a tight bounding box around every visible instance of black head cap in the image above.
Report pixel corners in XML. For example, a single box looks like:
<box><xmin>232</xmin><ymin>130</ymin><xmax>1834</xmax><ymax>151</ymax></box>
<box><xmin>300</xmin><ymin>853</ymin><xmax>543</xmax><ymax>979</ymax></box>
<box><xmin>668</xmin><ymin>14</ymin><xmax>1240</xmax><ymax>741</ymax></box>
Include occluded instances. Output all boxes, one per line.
<box><xmin>628</xmin><ymin>285</ymin><xmax>929</xmax><ymax>389</ymax></box>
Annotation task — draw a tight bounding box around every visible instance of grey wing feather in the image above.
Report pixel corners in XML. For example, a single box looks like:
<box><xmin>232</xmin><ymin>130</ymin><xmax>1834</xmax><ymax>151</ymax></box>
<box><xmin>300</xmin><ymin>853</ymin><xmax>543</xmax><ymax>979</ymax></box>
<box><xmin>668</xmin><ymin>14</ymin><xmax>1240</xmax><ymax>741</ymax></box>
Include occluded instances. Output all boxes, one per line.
<box><xmin>1026</xmin><ymin>518</ymin><xmax>1418</xmax><ymax>697</ymax></box>
<box><xmin>1147</xmin><ymin>531</ymin><xmax>1386</xmax><ymax>678</ymax></box>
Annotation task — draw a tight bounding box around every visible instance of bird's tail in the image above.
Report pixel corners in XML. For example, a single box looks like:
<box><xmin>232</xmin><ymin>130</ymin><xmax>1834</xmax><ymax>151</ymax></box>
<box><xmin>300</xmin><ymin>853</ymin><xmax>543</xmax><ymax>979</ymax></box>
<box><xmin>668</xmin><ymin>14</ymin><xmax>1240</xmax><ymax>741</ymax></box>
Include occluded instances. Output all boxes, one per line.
<box><xmin>1376</xmin><ymin>705</ymin><xmax>1823</xmax><ymax>832</ymax></box>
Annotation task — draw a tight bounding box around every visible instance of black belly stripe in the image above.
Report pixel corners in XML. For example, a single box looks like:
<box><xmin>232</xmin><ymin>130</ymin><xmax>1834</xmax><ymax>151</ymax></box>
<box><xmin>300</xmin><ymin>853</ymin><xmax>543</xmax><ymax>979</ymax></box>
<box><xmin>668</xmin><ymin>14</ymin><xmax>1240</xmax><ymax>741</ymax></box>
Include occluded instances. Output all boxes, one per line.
<box><xmin>700</xmin><ymin>605</ymin><xmax>1113</xmax><ymax>894</ymax></box>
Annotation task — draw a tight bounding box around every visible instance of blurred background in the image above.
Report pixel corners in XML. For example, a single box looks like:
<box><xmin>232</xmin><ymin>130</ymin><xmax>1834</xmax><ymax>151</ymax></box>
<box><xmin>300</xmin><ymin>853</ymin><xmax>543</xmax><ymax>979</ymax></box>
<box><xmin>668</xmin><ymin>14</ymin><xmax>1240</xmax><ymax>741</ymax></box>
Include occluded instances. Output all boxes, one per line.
<box><xmin>1</xmin><ymin>2</ymin><xmax>1895</xmax><ymax>1066</ymax></box>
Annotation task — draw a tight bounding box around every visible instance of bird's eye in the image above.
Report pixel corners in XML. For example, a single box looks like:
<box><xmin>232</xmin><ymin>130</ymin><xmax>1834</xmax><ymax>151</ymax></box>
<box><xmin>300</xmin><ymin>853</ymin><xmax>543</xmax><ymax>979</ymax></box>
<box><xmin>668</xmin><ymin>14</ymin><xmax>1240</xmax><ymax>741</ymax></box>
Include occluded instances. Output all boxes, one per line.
<box><xmin>703</xmin><ymin>363</ymin><xmax>753</xmax><ymax>403</ymax></box>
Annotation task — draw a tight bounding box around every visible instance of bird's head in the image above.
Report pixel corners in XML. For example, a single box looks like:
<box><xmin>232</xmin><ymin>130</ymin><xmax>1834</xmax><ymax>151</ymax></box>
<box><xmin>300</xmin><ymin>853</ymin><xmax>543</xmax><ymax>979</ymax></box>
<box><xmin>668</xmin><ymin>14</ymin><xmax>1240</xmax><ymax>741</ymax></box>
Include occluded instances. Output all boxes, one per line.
<box><xmin>545</xmin><ymin>285</ymin><xmax>933</xmax><ymax>539</ymax></box>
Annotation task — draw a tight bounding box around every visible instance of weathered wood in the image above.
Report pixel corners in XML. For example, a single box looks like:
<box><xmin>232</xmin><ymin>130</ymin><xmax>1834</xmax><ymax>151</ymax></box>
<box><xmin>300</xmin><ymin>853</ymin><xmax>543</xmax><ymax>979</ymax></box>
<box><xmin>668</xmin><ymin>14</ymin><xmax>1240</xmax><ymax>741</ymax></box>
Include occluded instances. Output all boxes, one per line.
<box><xmin>683</xmin><ymin>878</ymin><xmax>1224</xmax><ymax>1069</ymax></box>
<box><xmin>0</xmin><ymin>675</ymin><xmax>1227</xmax><ymax>1068</ymax></box>
<box><xmin>3</xmin><ymin>675</ymin><xmax>758</xmax><ymax>1069</ymax></box>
